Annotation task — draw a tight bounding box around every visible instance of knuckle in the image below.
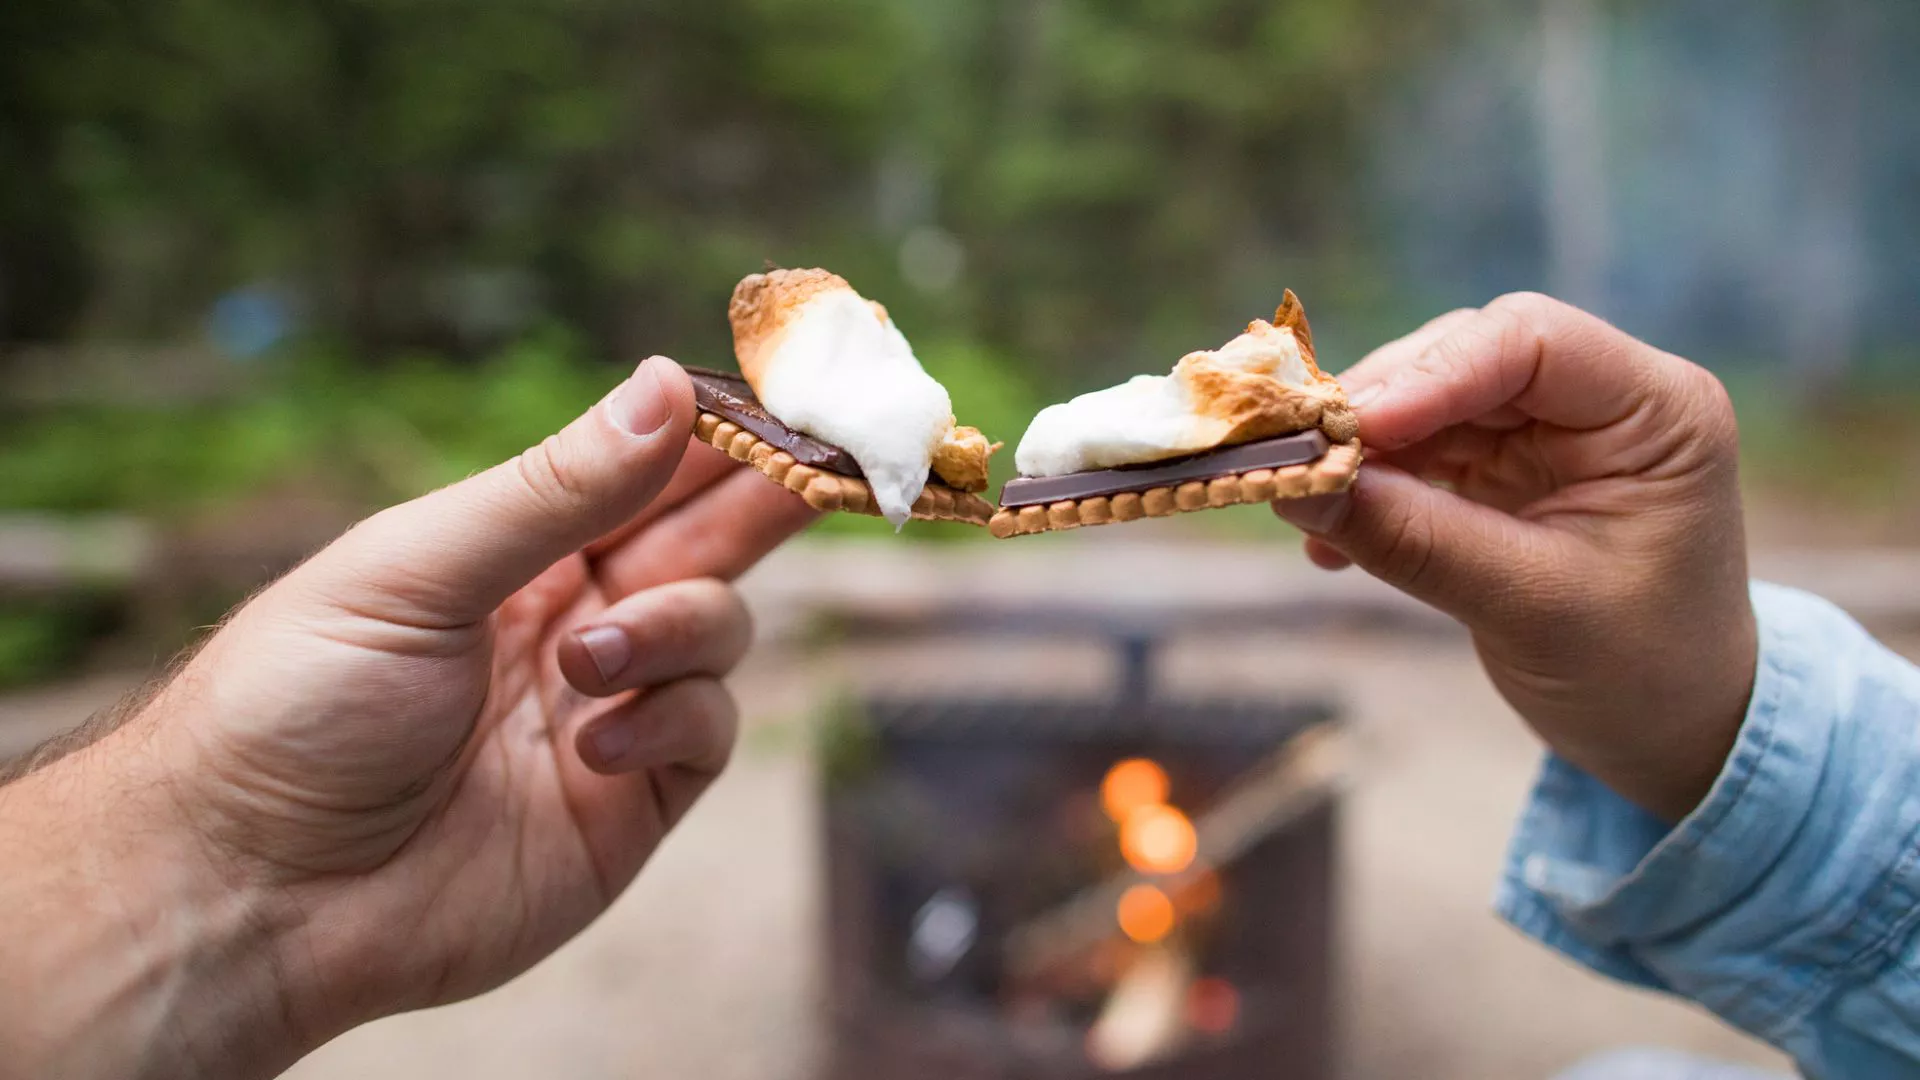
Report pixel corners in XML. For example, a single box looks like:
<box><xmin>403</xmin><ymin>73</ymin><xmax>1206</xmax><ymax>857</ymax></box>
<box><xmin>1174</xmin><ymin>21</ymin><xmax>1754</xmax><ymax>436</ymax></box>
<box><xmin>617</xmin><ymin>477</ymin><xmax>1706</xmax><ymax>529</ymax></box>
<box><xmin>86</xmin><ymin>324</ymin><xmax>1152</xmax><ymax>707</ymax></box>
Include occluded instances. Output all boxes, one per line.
<box><xmin>1427</xmin><ymin>307</ymin><xmax>1481</xmax><ymax>335</ymax></box>
<box><xmin>682</xmin><ymin>575</ymin><xmax>747</xmax><ymax>617</ymax></box>
<box><xmin>1484</xmin><ymin>290</ymin><xmax>1565</xmax><ymax>325</ymax></box>
<box><xmin>1418</xmin><ymin>312</ymin><xmax>1512</xmax><ymax>405</ymax></box>
<box><xmin>1448</xmin><ymin>292</ymin><xmax>1582</xmax><ymax>398</ymax></box>
<box><xmin>1424</xmin><ymin>316</ymin><xmax>1496</xmax><ymax>372</ymax></box>
<box><xmin>513</xmin><ymin>433</ymin><xmax>591</xmax><ymax>517</ymax></box>
<box><xmin>636</xmin><ymin>579</ymin><xmax>752</xmax><ymax>661</ymax></box>
<box><xmin>641</xmin><ymin>587</ymin><xmax>714</xmax><ymax>654</ymax></box>
<box><xmin>1482</xmin><ymin>293</ymin><xmax>1565</xmax><ymax>355</ymax></box>
<box><xmin>1682</xmin><ymin>362</ymin><xmax>1741</xmax><ymax>457</ymax></box>
<box><xmin>1480</xmin><ymin>293</ymin><xmax>1557</xmax><ymax>351</ymax></box>
<box><xmin>1693</xmin><ymin>364</ymin><xmax>1737</xmax><ymax>426</ymax></box>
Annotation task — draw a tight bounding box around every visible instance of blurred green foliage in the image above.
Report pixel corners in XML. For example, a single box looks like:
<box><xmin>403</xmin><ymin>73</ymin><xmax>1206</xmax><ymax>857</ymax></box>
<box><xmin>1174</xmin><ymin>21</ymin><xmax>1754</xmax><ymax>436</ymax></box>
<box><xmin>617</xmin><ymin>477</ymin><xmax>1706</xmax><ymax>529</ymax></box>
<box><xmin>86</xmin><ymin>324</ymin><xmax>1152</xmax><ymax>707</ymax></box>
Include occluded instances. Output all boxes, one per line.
<box><xmin>0</xmin><ymin>597</ymin><xmax>121</xmax><ymax>690</ymax></box>
<box><xmin>0</xmin><ymin>333</ymin><xmax>607</xmax><ymax>516</ymax></box>
<box><xmin>0</xmin><ymin>330</ymin><xmax>1051</xmax><ymax>525</ymax></box>
<box><xmin>0</xmin><ymin>332</ymin><xmax>617</xmax><ymax>685</ymax></box>
<box><xmin>0</xmin><ymin>607</ymin><xmax>74</xmax><ymax>689</ymax></box>
<box><xmin>0</xmin><ymin>0</ymin><xmax>1431</xmax><ymax>392</ymax></box>
<box><xmin>7</xmin><ymin>0</ymin><xmax>1914</xmax><ymax>693</ymax></box>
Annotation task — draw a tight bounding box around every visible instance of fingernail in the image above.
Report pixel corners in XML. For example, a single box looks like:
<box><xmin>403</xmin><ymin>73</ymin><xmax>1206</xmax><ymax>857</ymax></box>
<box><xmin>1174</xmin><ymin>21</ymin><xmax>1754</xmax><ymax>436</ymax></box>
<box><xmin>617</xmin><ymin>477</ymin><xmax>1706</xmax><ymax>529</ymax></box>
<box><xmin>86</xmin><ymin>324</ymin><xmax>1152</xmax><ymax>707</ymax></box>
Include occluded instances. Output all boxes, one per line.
<box><xmin>608</xmin><ymin>356</ymin><xmax>673</xmax><ymax>436</ymax></box>
<box><xmin>1272</xmin><ymin>493</ymin><xmax>1351</xmax><ymax>535</ymax></box>
<box><xmin>575</xmin><ymin>625</ymin><xmax>632</xmax><ymax>682</ymax></box>
<box><xmin>590</xmin><ymin>721</ymin><xmax>637</xmax><ymax>767</ymax></box>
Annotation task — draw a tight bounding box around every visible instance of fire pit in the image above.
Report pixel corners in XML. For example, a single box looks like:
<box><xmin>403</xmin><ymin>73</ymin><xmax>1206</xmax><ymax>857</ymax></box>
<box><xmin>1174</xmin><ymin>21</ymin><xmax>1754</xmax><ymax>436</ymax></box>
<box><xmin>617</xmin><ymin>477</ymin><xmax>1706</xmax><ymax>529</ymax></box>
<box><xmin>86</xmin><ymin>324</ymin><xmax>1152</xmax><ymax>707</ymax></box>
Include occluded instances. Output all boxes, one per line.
<box><xmin>818</xmin><ymin>605</ymin><xmax>1348</xmax><ymax>1079</ymax></box>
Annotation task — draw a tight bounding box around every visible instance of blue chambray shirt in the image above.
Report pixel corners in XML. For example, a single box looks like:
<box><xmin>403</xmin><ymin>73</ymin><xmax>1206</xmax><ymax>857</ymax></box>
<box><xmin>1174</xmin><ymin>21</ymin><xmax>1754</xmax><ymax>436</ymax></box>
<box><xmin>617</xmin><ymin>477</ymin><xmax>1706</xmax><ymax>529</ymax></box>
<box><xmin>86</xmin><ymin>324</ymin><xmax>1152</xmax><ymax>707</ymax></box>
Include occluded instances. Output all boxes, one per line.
<box><xmin>1498</xmin><ymin>582</ymin><xmax>1920</xmax><ymax>1079</ymax></box>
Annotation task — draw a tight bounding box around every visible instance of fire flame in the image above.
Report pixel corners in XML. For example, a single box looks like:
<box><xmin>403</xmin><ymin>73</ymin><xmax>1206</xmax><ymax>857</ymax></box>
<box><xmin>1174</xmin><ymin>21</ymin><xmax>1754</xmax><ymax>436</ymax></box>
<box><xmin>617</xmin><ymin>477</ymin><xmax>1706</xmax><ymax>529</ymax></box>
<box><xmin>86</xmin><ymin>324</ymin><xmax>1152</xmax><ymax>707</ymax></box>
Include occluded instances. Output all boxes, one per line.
<box><xmin>1100</xmin><ymin>758</ymin><xmax>1169</xmax><ymax>823</ymax></box>
<box><xmin>1120</xmin><ymin>804</ymin><xmax>1197</xmax><ymax>876</ymax></box>
<box><xmin>1105</xmin><ymin>758</ymin><xmax>1201</xmax><ymax>945</ymax></box>
<box><xmin>1116</xmin><ymin>884</ymin><xmax>1176</xmax><ymax>944</ymax></box>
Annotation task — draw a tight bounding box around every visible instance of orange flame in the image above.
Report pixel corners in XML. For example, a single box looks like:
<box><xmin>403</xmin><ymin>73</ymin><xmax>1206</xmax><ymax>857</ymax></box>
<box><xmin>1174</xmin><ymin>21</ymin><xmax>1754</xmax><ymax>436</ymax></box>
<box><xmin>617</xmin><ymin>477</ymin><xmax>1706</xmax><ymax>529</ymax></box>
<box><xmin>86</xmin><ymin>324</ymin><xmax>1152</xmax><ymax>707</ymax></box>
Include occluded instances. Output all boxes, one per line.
<box><xmin>1100</xmin><ymin>758</ymin><xmax>1169</xmax><ymax>823</ymax></box>
<box><xmin>1120</xmin><ymin>804</ymin><xmax>1198</xmax><ymax>875</ymax></box>
<box><xmin>1116</xmin><ymin>884</ymin><xmax>1176</xmax><ymax>944</ymax></box>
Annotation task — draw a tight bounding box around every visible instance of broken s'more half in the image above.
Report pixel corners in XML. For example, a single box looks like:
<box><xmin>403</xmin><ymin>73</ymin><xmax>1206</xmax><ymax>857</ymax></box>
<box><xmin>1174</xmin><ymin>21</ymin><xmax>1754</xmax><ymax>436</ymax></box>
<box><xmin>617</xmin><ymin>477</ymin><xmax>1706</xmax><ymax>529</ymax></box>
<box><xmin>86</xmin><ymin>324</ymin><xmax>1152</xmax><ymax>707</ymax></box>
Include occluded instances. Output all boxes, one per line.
<box><xmin>989</xmin><ymin>291</ymin><xmax>1361</xmax><ymax>539</ymax></box>
<box><xmin>691</xmin><ymin>268</ymin><xmax>999</xmax><ymax>528</ymax></box>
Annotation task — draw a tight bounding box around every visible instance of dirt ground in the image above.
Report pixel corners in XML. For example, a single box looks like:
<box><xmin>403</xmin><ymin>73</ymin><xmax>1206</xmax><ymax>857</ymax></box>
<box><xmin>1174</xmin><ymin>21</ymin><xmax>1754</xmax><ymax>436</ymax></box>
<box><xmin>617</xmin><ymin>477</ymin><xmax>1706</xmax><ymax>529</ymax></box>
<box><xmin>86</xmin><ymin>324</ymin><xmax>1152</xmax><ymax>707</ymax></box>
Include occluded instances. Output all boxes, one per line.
<box><xmin>10</xmin><ymin>538</ymin><xmax>1880</xmax><ymax>1080</ymax></box>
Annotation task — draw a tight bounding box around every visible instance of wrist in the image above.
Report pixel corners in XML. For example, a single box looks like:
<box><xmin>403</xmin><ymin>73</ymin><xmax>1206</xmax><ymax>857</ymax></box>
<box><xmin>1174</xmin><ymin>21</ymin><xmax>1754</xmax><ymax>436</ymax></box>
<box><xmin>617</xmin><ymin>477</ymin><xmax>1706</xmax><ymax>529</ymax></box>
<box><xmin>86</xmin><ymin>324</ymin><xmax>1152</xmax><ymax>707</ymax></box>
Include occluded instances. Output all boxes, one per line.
<box><xmin>0</xmin><ymin>724</ymin><xmax>311</xmax><ymax>1080</ymax></box>
<box><xmin>1502</xmin><ymin>592</ymin><xmax>1759</xmax><ymax>825</ymax></box>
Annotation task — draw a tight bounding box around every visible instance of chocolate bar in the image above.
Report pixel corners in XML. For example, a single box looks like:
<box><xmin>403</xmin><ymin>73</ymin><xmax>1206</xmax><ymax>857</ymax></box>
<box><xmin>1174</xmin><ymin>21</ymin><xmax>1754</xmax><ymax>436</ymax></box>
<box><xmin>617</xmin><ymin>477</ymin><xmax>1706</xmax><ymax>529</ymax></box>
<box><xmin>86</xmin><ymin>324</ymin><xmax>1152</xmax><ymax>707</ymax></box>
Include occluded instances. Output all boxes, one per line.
<box><xmin>685</xmin><ymin>366</ymin><xmax>863</xmax><ymax>476</ymax></box>
<box><xmin>689</xmin><ymin>393</ymin><xmax>998</xmax><ymax>525</ymax></box>
<box><xmin>998</xmin><ymin>431</ymin><xmax>1331</xmax><ymax>509</ymax></box>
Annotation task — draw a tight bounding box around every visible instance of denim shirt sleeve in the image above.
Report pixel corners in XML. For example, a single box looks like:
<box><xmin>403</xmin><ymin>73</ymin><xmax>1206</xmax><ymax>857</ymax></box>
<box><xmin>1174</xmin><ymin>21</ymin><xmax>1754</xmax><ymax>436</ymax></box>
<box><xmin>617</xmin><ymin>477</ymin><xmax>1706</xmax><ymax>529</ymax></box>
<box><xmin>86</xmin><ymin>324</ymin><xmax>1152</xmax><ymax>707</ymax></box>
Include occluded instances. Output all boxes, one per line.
<box><xmin>1496</xmin><ymin>582</ymin><xmax>1920</xmax><ymax>1080</ymax></box>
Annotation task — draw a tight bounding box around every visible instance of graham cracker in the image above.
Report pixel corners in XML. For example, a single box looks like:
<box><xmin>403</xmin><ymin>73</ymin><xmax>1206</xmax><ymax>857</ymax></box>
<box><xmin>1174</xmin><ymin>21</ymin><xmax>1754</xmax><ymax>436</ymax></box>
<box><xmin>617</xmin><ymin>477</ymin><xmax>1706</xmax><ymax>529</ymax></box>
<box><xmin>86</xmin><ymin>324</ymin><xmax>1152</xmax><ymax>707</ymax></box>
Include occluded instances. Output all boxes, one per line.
<box><xmin>695</xmin><ymin>412</ymin><xmax>995</xmax><ymax>526</ymax></box>
<box><xmin>987</xmin><ymin>440</ymin><xmax>1362</xmax><ymax>539</ymax></box>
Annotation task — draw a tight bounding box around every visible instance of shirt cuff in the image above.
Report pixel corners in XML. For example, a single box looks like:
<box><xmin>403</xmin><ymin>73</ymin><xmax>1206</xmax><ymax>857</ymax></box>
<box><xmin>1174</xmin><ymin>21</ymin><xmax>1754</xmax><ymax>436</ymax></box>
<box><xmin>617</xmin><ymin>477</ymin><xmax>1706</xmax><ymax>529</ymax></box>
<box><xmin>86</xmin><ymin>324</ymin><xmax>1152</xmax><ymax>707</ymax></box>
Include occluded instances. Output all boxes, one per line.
<box><xmin>1495</xmin><ymin>581</ymin><xmax>1920</xmax><ymax>1043</ymax></box>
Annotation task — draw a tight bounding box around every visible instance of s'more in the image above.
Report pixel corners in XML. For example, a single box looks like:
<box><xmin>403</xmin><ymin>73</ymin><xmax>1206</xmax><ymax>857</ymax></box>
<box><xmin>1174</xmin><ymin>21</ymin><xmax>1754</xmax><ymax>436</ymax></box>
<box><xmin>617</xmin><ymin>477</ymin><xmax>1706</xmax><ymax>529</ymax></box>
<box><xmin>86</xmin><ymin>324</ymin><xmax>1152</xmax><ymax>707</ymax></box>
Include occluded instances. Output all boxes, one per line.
<box><xmin>988</xmin><ymin>291</ymin><xmax>1362</xmax><ymax>538</ymax></box>
<box><xmin>688</xmin><ymin>269</ymin><xmax>1000</xmax><ymax>529</ymax></box>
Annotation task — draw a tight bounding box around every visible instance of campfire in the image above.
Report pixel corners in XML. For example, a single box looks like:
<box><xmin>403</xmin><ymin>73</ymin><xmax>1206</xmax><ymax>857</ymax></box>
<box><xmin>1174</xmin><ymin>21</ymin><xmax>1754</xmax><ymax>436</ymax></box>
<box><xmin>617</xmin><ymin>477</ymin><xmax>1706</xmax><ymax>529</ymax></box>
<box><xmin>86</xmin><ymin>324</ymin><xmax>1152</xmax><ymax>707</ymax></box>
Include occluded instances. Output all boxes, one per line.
<box><xmin>819</xmin><ymin>608</ymin><xmax>1348</xmax><ymax>1079</ymax></box>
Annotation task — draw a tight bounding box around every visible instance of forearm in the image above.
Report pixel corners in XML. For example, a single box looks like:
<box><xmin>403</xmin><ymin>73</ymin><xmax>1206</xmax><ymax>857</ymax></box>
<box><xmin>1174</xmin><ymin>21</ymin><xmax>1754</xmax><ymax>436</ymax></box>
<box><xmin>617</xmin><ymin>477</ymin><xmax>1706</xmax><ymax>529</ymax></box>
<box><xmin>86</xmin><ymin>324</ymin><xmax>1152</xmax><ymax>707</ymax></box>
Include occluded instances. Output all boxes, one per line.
<box><xmin>1498</xmin><ymin>582</ymin><xmax>1920</xmax><ymax>1077</ymax></box>
<box><xmin>0</xmin><ymin>729</ymin><xmax>305</xmax><ymax>1080</ymax></box>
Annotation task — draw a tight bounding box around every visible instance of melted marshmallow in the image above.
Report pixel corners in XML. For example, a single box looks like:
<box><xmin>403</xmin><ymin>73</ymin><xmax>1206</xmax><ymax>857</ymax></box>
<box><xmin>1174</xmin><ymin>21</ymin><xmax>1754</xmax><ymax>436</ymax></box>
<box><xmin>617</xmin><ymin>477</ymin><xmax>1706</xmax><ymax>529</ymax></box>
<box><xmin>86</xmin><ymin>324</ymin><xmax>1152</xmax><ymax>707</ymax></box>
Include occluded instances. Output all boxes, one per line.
<box><xmin>1013</xmin><ymin>322</ymin><xmax>1311</xmax><ymax>478</ymax></box>
<box><xmin>755</xmin><ymin>290</ymin><xmax>953</xmax><ymax>527</ymax></box>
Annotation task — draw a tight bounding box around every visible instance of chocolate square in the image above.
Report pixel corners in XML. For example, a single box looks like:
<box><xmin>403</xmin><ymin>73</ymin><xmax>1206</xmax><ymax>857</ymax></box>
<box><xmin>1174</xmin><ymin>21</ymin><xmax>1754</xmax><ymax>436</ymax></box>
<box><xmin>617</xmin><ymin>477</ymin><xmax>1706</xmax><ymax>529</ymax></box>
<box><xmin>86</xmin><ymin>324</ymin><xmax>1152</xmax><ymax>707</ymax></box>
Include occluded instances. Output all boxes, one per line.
<box><xmin>997</xmin><ymin>431</ymin><xmax>1331</xmax><ymax>509</ymax></box>
<box><xmin>685</xmin><ymin>366</ymin><xmax>864</xmax><ymax>476</ymax></box>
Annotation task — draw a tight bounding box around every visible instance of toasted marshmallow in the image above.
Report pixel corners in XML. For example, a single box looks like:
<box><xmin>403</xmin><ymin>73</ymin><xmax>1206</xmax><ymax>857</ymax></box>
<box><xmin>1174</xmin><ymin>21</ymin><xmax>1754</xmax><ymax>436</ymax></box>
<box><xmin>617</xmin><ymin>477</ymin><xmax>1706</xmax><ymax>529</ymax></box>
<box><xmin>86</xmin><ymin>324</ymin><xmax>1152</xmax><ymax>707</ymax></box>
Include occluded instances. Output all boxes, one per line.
<box><xmin>932</xmin><ymin>425</ymin><xmax>996</xmax><ymax>494</ymax></box>
<box><xmin>729</xmin><ymin>270</ymin><xmax>961</xmax><ymax>528</ymax></box>
<box><xmin>1014</xmin><ymin>291</ymin><xmax>1355</xmax><ymax>478</ymax></box>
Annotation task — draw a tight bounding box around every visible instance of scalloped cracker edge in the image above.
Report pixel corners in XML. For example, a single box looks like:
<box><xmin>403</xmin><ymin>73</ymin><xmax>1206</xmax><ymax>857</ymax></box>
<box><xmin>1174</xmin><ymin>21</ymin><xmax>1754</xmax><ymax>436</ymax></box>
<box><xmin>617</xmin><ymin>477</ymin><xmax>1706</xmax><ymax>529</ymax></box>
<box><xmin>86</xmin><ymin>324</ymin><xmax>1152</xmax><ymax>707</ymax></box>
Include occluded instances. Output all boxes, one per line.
<box><xmin>695</xmin><ymin>411</ymin><xmax>995</xmax><ymax>525</ymax></box>
<box><xmin>987</xmin><ymin>440</ymin><xmax>1362</xmax><ymax>539</ymax></box>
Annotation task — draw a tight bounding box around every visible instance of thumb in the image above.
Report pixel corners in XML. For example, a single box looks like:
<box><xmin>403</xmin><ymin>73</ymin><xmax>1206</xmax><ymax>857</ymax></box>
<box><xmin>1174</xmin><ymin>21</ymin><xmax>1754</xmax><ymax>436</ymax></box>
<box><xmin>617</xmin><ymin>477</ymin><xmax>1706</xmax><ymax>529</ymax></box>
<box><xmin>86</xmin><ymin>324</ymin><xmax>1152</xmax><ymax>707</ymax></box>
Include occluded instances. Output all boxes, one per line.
<box><xmin>304</xmin><ymin>356</ymin><xmax>697</xmax><ymax>625</ymax></box>
<box><xmin>1273</xmin><ymin>464</ymin><xmax>1569</xmax><ymax>627</ymax></box>
<box><xmin>1352</xmin><ymin>292</ymin><xmax>1683</xmax><ymax>454</ymax></box>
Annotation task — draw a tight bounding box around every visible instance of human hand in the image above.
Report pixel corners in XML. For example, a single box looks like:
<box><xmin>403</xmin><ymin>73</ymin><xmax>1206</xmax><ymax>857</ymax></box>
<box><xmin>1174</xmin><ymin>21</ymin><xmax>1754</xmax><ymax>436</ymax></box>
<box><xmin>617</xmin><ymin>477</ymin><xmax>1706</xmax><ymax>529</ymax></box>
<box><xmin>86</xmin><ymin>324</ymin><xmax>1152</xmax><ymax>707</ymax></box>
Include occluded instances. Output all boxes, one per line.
<box><xmin>0</xmin><ymin>356</ymin><xmax>815</xmax><ymax>1078</ymax></box>
<box><xmin>1273</xmin><ymin>294</ymin><xmax>1755</xmax><ymax>822</ymax></box>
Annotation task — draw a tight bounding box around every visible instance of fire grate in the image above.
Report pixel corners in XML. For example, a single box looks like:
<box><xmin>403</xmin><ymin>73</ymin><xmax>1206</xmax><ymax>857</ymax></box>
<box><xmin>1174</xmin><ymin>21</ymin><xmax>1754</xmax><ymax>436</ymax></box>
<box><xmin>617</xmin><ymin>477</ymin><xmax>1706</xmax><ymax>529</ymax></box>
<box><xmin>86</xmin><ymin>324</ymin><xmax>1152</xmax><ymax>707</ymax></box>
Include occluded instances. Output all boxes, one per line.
<box><xmin>819</xmin><ymin>609</ymin><xmax>1345</xmax><ymax>1080</ymax></box>
<box><xmin>856</xmin><ymin>695</ymin><xmax>1333</xmax><ymax>744</ymax></box>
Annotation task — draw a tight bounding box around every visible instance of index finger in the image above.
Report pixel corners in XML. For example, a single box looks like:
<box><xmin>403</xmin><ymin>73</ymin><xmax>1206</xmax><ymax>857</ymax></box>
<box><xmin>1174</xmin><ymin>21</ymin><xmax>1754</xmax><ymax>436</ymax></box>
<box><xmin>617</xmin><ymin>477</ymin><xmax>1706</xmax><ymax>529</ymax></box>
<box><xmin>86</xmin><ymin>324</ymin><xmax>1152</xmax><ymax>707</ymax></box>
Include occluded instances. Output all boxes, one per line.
<box><xmin>1355</xmin><ymin>292</ymin><xmax>1669</xmax><ymax>452</ymax></box>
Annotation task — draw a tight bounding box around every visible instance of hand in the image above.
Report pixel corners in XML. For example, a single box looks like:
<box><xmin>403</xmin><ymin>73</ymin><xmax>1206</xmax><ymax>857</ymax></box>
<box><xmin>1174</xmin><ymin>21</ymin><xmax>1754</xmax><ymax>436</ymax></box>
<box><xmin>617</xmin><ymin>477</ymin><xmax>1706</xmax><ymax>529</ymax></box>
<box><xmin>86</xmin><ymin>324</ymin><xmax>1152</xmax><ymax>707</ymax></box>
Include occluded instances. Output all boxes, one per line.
<box><xmin>1274</xmin><ymin>293</ymin><xmax>1756</xmax><ymax>822</ymax></box>
<box><xmin>0</xmin><ymin>357</ymin><xmax>816</xmax><ymax>1079</ymax></box>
